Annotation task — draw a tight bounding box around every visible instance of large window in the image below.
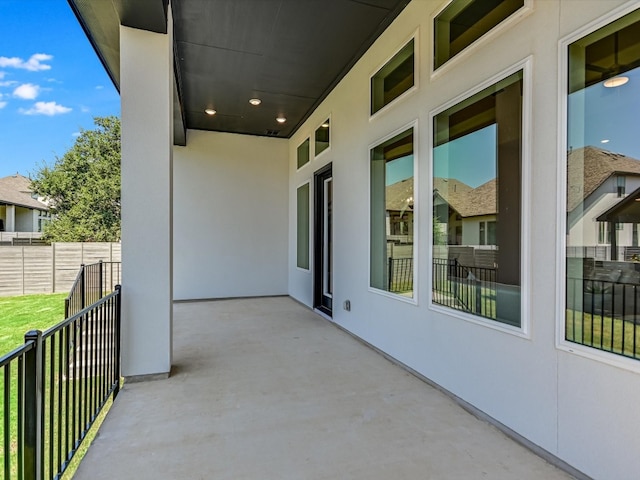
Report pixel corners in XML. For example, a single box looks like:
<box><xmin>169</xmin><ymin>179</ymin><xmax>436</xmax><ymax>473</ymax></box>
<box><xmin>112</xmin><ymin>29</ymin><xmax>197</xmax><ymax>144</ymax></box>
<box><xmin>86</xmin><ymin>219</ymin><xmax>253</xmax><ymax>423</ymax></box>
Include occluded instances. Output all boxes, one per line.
<box><xmin>434</xmin><ymin>0</ymin><xmax>525</xmax><ymax>70</ymax></box>
<box><xmin>432</xmin><ymin>70</ymin><xmax>523</xmax><ymax>327</ymax></box>
<box><xmin>370</xmin><ymin>128</ymin><xmax>414</xmax><ymax>298</ymax></box>
<box><xmin>297</xmin><ymin>183</ymin><xmax>310</xmax><ymax>269</ymax></box>
<box><xmin>371</xmin><ymin>39</ymin><xmax>414</xmax><ymax>115</ymax></box>
<box><xmin>565</xmin><ymin>9</ymin><xmax>640</xmax><ymax>360</ymax></box>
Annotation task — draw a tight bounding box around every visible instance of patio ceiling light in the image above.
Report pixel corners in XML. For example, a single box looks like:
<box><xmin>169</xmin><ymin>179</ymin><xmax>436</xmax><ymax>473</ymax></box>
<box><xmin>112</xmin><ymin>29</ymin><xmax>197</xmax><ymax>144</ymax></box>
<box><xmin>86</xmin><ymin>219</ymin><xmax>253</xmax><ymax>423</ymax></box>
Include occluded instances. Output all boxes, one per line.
<box><xmin>603</xmin><ymin>76</ymin><xmax>629</xmax><ymax>88</ymax></box>
<box><xmin>249</xmin><ymin>98</ymin><xmax>261</xmax><ymax>106</ymax></box>
<box><xmin>276</xmin><ymin>116</ymin><xmax>286</xmax><ymax>123</ymax></box>
<box><xmin>204</xmin><ymin>108</ymin><xmax>216</xmax><ymax>115</ymax></box>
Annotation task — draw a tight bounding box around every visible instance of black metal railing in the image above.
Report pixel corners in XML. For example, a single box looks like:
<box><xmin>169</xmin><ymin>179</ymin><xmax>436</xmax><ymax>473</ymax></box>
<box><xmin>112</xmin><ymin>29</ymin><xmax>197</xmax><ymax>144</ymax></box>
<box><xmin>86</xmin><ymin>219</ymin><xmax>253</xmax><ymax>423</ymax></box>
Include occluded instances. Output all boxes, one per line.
<box><xmin>65</xmin><ymin>261</ymin><xmax>121</xmax><ymax>318</ymax></box>
<box><xmin>566</xmin><ymin>277</ymin><xmax>640</xmax><ymax>360</ymax></box>
<box><xmin>388</xmin><ymin>257</ymin><xmax>413</xmax><ymax>293</ymax></box>
<box><xmin>1</xmin><ymin>286</ymin><xmax>121</xmax><ymax>479</ymax></box>
<box><xmin>432</xmin><ymin>258</ymin><xmax>497</xmax><ymax>320</ymax></box>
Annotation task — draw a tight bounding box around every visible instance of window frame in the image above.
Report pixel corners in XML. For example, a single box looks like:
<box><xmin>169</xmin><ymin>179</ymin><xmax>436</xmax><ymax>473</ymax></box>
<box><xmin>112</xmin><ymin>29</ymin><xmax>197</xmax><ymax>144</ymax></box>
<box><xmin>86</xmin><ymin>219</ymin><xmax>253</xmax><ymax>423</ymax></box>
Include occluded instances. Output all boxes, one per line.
<box><xmin>428</xmin><ymin>58</ymin><xmax>532</xmax><ymax>337</ymax></box>
<box><xmin>430</xmin><ymin>0</ymin><xmax>532</xmax><ymax>79</ymax></box>
<box><xmin>367</xmin><ymin>120</ymin><xmax>419</xmax><ymax>305</ymax></box>
<box><xmin>369</xmin><ymin>31</ymin><xmax>419</xmax><ymax>121</ymax></box>
<box><xmin>556</xmin><ymin>3</ymin><xmax>640</xmax><ymax>373</ymax></box>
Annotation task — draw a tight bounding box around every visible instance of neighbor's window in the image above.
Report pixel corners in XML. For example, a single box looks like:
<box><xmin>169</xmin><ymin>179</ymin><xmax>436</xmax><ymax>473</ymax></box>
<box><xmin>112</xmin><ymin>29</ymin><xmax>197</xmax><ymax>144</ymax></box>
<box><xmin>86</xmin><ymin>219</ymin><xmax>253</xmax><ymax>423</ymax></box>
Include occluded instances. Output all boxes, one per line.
<box><xmin>565</xmin><ymin>9</ymin><xmax>640</xmax><ymax>360</ymax></box>
<box><xmin>371</xmin><ymin>39</ymin><xmax>414</xmax><ymax>115</ymax></box>
<box><xmin>433</xmin><ymin>70</ymin><xmax>523</xmax><ymax>327</ymax></box>
<box><xmin>315</xmin><ymin>119</ymin><xmax>330</xmax><ymax>157</ymax></box>
<box><xmin>297</xmin><ymin>138</ymin><xmax>310</xmax><ymax>169</ymax></box>
<box><xmin>370</xmin><ymin>128</ymin><xmax>414</xmax><ymax>298</ymax></box>
<box><xmin>297</xmin><ymin>183</ymin><xmax>310</xmax><ymax>269</ymax></box>
<box><xmin>434</xmin><ymin>0</ymin><xmax>524</xmax><ymax>70</ymax></box>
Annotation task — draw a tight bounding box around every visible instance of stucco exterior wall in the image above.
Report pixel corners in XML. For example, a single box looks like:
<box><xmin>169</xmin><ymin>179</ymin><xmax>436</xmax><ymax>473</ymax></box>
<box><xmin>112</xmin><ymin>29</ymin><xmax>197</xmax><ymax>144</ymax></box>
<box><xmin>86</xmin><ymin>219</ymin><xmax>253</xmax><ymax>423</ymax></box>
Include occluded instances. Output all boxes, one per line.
<box><xmin>173</xmin><ymin>130</ymin><xmax>289</xmax><ymax>300</ymax></box>
<box><xmin>288</xmin><ymin>1</ymin><xmax>639</xmax><ymax>478</ymax></box>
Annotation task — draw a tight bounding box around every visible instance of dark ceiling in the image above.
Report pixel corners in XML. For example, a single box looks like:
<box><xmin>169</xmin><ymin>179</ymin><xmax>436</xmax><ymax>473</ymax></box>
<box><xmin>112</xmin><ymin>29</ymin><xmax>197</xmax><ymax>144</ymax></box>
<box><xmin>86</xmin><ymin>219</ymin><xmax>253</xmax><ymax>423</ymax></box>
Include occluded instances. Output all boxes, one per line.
<box><xmin>69</xmin><ymin>0</ymin><xmax>409</xmax><ymax>145</ymax></box>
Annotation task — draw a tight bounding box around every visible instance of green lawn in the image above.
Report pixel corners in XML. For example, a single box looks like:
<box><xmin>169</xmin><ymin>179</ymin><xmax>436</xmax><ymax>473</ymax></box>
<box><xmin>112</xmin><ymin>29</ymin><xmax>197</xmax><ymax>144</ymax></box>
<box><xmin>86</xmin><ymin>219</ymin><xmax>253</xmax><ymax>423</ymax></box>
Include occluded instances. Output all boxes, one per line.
<box><xmin>0</xmin><ymin>293</ymin><xmax>114</xmax><ymax>480</ymax></box>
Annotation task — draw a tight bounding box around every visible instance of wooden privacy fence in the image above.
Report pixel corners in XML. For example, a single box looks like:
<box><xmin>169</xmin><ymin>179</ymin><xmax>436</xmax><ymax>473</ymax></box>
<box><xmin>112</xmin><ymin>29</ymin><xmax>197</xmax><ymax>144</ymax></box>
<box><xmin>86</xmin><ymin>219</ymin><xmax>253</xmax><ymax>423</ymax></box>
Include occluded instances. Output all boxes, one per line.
<box><xmin>0</xmin><ymin>243</ymin><xmax>121</xmax><ymax>297</ymax></box>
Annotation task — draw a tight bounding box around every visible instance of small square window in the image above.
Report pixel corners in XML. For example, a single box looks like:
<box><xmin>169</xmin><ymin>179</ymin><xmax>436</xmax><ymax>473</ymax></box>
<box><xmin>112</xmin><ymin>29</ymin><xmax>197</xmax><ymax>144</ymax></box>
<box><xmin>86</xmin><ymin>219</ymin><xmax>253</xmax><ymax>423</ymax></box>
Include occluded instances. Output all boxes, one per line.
<box><xmin>315</xmin><ymin>119</ymin><xmax>330</xmax><ymax>157</ymax></box>
<box><xmin>297</xmin><ymin>138</ymin><xmax>310</xmax><ymax>169</ymax></box>
<box><xmin>434</xmin><ymin>0</ymin><xmax>524</xmax><ymax>70</ymax></box>
<box><xmin>371</xmin><ymin>39</ymin><xmax>414</xmax><ymax>115</ymax></box>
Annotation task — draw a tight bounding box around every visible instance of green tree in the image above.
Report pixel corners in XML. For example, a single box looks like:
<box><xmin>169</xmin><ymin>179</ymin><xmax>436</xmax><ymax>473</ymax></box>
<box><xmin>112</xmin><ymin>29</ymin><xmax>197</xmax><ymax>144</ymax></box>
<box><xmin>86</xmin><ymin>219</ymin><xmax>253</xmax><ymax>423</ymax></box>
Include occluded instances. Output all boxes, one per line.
<box><xmin>31</xmin><ymin>116</ymin><xmax>121</xmax><ymax>242</ymax></box>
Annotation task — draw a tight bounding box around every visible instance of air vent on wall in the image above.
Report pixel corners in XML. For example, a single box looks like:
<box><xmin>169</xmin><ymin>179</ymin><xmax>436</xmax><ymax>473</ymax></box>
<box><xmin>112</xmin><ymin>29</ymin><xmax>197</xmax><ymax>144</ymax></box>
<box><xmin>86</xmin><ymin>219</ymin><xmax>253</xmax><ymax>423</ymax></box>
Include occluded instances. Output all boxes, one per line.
<box><xmin>265</xmin><ymin>130</ymin><xmax>280</xmax><ymax>136</ymax></box>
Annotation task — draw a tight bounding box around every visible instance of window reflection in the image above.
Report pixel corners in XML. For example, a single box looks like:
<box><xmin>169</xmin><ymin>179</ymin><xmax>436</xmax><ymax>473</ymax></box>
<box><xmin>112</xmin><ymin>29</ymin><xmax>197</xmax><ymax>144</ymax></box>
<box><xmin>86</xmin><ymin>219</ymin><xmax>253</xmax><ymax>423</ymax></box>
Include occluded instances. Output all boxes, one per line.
<box><xmin>566</xmin><ymin>9</ymin><xmax>640</xmax><ymax>359</ymax></box>
<box><xmin>432</xmin><ymin>71</ymin><xmax>523</xmax><ymax>327</ymax></box>
<box><xmin>370</xmin><ymin>129</ymin><xmax>414</xmax><ymax>297</ymax></box>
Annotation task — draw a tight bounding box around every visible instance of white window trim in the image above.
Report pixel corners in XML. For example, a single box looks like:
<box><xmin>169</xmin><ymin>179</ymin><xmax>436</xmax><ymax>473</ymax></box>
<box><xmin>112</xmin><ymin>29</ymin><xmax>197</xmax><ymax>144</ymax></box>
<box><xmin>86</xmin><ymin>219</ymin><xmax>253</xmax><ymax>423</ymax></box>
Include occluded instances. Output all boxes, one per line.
<box><xmin>369</xmin><ymin>29</ymin><xmax>420</xmax><ymax>122</ymax></box>
<box><xmin>556</xmin><ymin>2</ymin><xmax>640</xmax><ymax>374</ymax></box>
<box><xmin>367</xmin><ymin>119</ymin><xmax>419</xmax><ymax>306</ymax></box>
<box><xmin>296</xmin><ymin>137</ymin><xmax>311</xmax><ymax>172</ymax></box>
<box><xmin>295</xmin><ymin>179</ymin><xmax>312</xmax><ymax>273</ymax></box>
<box><xmin>427</xmin><ymin>57</ymin><xmax>532</xmax><ymax>339</ymax></box>
<box><xmin>314</xmin><ymin>115</ymin><xmax>332</xmax><ymax>160</ymax></box>
<box><xmin>430</xmin><ymin>0</ymin><xmax>533</xmax><ymax>80</ymax></box>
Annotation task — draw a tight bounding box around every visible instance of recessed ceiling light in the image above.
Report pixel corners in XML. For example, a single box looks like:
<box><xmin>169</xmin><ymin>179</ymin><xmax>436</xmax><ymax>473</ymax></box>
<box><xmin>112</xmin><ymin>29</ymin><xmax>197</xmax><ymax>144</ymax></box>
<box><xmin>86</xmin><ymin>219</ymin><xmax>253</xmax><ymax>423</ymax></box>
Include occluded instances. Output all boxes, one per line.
<box><xmin>603</xmin><ymin>76</ymin><xmax>629</xmax><ymax>88</ymax></box>
<box><xmin>276</xmin><ymin>116</ymin><xmax>286</xmax><ymax>124</ymax></box>
<box><xmin>249</xmin><ymin>98</ymin><xmax>261</xmax><ymax>106</ymax></box>
<box><xmin>204</xmin><ymin>108</ymin><xmax>216</xmax><ymax>115</ymax></box>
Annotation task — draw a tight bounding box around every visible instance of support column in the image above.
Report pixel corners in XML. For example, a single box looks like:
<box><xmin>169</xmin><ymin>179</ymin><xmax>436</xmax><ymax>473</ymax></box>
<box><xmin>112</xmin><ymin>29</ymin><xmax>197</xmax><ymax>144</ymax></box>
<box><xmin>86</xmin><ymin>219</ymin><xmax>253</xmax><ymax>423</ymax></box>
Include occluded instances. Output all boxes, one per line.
<box><xmin>6</xmin><ymin>205</ymin><xmax>15</xmax><ymax>232</ymax></box>
<box><xmin>120</xmin><ymin>15</ymin><xmax>173</xmax><ymax>378</ymax></box>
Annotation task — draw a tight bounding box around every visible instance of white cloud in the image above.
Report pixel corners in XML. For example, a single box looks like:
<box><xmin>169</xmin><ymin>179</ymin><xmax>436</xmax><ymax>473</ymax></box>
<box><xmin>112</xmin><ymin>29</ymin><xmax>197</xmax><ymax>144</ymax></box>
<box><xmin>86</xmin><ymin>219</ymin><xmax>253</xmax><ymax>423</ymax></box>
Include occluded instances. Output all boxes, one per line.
<box><xmin>0</xmin><ymin>71</ymin><xmax>4</xmax><ymax>79</ymax></box>
<box><xmin>80</xmin><ymin>105</ymin><xmax>90</xmax><ymax>113</ymax></box>
<box><xmin>72</xmin><ymin>132</ymin><xmax>81</xmax><ymax>137</ymax></box>
<box><xmin>0</xmin><ymin>53</ymin><xmax>53</xmax><ymax>71</ymax></box>
<box><xmin>20</xmin><ymin>101</ymin><xmax>71</xmax><ymax>116</ymax></box>
<box><xmin>0</xmin><ymin>80</ymin><xmax>18</xmax><ymax>87</ymax></box>
<box><xmin>13</xmin><ymin>83</ymin><xmax>40</xmax><ymax>99</ymax></box>
<box><xmin>0</xmin><ymin>101</ymin><xmax>7</xmax><ymax>109</ymax></box>
<box><xmin>95</xmin><ymin>85</ymin><xmax>104</xmax><ymax>90</ymax></box>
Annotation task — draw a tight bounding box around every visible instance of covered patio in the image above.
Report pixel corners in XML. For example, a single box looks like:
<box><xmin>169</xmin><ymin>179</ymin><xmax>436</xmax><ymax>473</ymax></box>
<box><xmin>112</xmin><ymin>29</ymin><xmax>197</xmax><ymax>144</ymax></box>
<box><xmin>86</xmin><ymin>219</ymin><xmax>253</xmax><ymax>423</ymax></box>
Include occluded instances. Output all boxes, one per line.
<box><xmin>75</xmin><ymin>297</ymin><xmax>571</xmax><ymax>479</ymax></box>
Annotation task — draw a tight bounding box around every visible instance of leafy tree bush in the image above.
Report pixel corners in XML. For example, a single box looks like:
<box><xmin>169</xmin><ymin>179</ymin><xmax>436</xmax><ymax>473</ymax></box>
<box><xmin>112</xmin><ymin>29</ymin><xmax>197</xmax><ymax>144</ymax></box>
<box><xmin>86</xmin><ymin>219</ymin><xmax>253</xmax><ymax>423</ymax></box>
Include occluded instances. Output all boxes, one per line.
<box><xmin>31</xmin><ymin>116</ymin><xmax>120</xmax><ymax>242</ymax></box>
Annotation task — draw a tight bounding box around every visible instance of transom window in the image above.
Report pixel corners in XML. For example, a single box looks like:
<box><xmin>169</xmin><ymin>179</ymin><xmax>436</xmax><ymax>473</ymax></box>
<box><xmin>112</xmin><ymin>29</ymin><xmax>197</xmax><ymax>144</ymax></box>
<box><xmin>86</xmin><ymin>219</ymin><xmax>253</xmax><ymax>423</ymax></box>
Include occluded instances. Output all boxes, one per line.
<box><xmin>434</xmin><ymin>0</ymin><xmax>525</xmax><ymax>70</ymax></box>
<box><xmin>297</xmin><ymin>138</ymin><xmax>310</xmax><ymax>169</ymax></box>
<box><xmin>315</xmin><ymin>119</ymin><xmax>330</xmax><ymax>157</ymax></box>
<box><xmin>371</xmin><ymin>39</ymin><xmax>415</xmax><ymax>115</ymax></box>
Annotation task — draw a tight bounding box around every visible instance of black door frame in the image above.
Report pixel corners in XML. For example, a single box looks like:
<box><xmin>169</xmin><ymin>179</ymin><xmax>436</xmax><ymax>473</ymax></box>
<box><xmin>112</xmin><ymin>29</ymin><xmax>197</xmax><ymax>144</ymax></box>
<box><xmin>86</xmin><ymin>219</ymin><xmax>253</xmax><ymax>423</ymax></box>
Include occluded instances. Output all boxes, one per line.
<box><xmin>314</xmin><ymin>163</ymin><xmax>332</xmax><ymax>317</ymax></box>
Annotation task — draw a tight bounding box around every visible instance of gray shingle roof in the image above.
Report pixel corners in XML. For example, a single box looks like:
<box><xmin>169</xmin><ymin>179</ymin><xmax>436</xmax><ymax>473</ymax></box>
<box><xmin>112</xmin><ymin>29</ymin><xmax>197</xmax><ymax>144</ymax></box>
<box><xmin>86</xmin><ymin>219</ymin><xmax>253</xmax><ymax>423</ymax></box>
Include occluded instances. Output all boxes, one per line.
<box><xmin>567</xmin><ymin>146</ymin><xmax>640</xmax><ymax>212</ymax></box>
<box><xmin>0</xmin><ymin>174</ymin><xmax>49</xmax><ymax>210</ymax></box>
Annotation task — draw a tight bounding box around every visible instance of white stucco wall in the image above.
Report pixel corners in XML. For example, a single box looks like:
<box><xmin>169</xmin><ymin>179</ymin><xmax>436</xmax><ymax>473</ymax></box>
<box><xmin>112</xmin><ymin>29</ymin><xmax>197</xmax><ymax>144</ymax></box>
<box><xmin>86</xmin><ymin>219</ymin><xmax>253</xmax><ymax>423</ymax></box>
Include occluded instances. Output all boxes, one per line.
<box><xmin>173</xmin><ymin>130</ymin><xmax>288</xmax><ymax>300</ymax></box>
<box><xmin>288</xmin><ymin>1</ymin><xmax>639</xmax><ymax>479</ymax></box>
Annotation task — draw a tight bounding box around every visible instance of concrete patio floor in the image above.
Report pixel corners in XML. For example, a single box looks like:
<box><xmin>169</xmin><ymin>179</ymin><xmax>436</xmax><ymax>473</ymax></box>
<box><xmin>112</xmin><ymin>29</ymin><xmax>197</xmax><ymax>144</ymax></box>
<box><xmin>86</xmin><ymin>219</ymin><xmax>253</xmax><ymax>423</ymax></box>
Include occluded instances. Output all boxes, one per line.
<box><xmin>75</xmin><ymin>296</ymin><xmax>574</xmax><ymax>480</ymax></box>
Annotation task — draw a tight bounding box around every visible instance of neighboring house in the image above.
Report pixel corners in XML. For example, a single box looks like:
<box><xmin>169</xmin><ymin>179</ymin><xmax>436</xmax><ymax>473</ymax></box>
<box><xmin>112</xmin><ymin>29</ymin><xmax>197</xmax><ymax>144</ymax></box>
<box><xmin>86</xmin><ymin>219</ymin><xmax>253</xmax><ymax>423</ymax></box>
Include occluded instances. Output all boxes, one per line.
<box><xmin>567</xmin><ymin>146</ymin><xmax>640</xmax><ymax>251</ymax></box>
<box><xmin>69</xmin><ymin>1</ymin><xmax>640</xmax><ymax>479</ymax></box>
<box><xmin>0</xmin><ymin>173</ymin><xmax>50</xmax><ymax>233</ymax></box>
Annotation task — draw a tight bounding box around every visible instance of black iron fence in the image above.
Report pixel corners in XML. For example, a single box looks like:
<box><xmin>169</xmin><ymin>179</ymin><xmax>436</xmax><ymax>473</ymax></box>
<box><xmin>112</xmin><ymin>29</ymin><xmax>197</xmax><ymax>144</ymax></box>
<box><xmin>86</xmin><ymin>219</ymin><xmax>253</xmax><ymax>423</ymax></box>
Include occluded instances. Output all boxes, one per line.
<box><xmin>1</xmin><ymin>286</ymin><xmax>121</xmax><ymax>479</ymax></box>
<box><xmin>566</xmin><ymin>277</ymin><xmax>640</xmax><ymax>360</ymax></box>
<box><xmin>65</xmin><ymin>261</ymin><xmax>121</xmax><ymax>318</ymax></box>
<box><xmin>388</xmin><ymin>257</ymin><xmax>413</xmax><ymax>293</ymax></box>
<box><xmin>432</xmin><ymin>258</ymin><xmax>497</xmax><ymax>320</ymax></box>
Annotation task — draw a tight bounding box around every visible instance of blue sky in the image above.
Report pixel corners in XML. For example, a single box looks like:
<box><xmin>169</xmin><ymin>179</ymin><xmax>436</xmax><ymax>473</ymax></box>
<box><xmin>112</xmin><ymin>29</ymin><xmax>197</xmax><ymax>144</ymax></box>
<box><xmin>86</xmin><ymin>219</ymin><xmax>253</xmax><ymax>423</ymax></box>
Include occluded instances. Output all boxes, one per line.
<box><xmin>0</xmin><ymin>0</ymin><xmax>120</xmax><ymax>179</ymax></box>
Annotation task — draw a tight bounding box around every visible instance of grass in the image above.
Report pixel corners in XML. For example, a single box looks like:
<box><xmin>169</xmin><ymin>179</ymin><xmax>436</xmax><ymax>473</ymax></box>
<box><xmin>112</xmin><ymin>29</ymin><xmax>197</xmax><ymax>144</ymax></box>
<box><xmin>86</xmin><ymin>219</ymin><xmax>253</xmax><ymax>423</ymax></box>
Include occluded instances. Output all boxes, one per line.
<box><xmin>566</xmin><ymin>310</ymin><xmax>640</xmax><ymax>359</ymax></box>
<box><xmin>0</xmin><ymin>292</ymin><xmax>115</xmax><ymax>479</ymax></box>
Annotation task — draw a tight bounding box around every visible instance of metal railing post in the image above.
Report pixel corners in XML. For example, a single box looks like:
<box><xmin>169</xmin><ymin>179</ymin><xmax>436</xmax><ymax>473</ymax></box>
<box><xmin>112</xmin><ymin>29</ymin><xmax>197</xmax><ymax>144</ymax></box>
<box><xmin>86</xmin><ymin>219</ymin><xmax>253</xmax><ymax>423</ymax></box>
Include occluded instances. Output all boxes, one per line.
<box><xmin>114</xmin><ymin>284</ymin><xmax>122</xmax><ymax>398</ymax></box>
<box><xmin>24</xmin><ymin>330</ymin><xmax>43</xmax><ymax>480</ymax></box>
<box><xmin>99</xmin><ymin>260</ymin><xmax>103</xmax><ymax>299</ymax></box>
<box><xmin>80</xmin><ymin>264</ymin><xmax>86</xmax><ymax>310</ymax></box>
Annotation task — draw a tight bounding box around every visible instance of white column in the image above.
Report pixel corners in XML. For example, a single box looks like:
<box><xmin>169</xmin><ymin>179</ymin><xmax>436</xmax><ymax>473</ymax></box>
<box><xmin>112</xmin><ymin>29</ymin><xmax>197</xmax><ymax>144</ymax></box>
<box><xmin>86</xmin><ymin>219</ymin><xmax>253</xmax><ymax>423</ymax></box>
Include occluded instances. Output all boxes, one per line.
<box><xmin>6</xmin><ymin>205</ymin><xmax>15</xmax><ymax>232</ymax></box>
<box><xmin>120</xmin><ymin>12</ymin><xmax>173</xmax><ymax>378</ymax></box>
